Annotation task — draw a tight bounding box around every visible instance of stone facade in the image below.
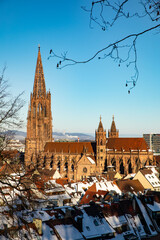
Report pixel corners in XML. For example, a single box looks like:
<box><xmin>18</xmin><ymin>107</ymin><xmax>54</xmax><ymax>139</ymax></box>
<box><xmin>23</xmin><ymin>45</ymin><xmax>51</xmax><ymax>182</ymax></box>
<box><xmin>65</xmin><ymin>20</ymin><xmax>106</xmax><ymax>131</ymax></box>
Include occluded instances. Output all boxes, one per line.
<box><xmin>25</xmin><ymin>48</ymin><xmax>155</xmax><ymax>180</ymax></box>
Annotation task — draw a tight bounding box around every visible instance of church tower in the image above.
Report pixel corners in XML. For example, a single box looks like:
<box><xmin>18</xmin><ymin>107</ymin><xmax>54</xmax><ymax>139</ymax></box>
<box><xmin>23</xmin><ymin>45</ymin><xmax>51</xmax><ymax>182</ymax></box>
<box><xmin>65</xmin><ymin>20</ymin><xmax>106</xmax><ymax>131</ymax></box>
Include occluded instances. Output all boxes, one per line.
<box><xmin>95</xmin><ymin>116</ymin><xmax>106</xmax><ymax>173</ymax></box>
<box><xmin>25</xmin><ymin>46</ymin><xmax>52</xmax><ymax>167</ymax></box>
<box><xmin>108</xmin><ymin>115</ymin><xmax>119</xmax><ymax>138</ymax></box>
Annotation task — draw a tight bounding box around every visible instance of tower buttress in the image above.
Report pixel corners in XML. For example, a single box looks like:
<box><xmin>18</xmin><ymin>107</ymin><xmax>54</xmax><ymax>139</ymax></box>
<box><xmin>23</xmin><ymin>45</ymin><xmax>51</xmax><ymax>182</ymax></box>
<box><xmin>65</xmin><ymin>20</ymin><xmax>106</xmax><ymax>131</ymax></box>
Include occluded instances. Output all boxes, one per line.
<box><xmin>95</xmin><ymin>116</ymin><xmax>106</xmax><ymax>174</ymax></box>
<box><xmin>25</xmin><ymin>46</ymin><xmax>52</xmax><ymax>167</ymax></box>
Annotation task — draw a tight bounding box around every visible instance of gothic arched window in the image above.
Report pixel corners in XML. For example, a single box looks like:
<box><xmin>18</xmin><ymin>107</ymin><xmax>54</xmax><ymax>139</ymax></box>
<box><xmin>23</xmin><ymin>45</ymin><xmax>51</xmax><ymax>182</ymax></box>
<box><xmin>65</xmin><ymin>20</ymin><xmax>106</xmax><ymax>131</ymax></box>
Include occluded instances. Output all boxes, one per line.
<box><xmin>57</xmin><ymin>161</ymin><xmax>60</xmax><ymax>172</ymax></box>
<box><xmin>71</xmin><ymin>164</ymin><xmax>74</xmax><ymax>172</ymax></box>
<box><xmin>120</xmin><ymin>160</ymin><xmax>124</xmax><ymax>174</ymax></box>
<box><xmin>111</xmin><ymin>158</ymin><xmax>116</xmax><ymax>170</ymax></box>
<box><xmin>43</xmin><ymin>156</ymin><xmax>46</xmax><ymax>168</ymax></box>
<box><xmin>44</xmin><ymin>105</ymin><xmax>47</xmax><ymax>117</ymax></box>
<box><xmin>50</xmin><ymin>160</ymin><xmax>53</xmax><ymax>168</ymax></box>
<box><xmin>65</xmin><ymin>161</ymin><xmax>68</xmax><ymax>173</ymax></box>
<box><xmin>128</xmin><ymin>160</ymin><xmax>132</xmax><ymax>174</ymax></box>
<box><xmin>33</xmin><ymin>103</ymin><xmax>36</xmax><ymax>117</ymax></box>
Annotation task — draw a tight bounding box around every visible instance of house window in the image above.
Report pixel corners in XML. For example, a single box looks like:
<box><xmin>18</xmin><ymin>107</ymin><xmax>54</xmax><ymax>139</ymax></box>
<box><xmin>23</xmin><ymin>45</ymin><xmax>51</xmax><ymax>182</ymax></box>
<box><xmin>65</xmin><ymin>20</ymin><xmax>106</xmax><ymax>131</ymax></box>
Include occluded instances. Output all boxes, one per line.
<box><xmin>86</xmin><ymin>226</ymin><xmax>90</xmax><ymax>231</ymax></box>
<box><xmin>93</xmin><ymin>219</ymin><xmax>99</xmax><ymax>226</ymax></box>
<box><xmin>50</xmin><ymin>230</ymin><xmax>54</xmax><ymax>235</ymax></box>
<box><xmin>99</xmin><ymin>218</ymin><xmax>103</xmax><ymax>224</ymax></box>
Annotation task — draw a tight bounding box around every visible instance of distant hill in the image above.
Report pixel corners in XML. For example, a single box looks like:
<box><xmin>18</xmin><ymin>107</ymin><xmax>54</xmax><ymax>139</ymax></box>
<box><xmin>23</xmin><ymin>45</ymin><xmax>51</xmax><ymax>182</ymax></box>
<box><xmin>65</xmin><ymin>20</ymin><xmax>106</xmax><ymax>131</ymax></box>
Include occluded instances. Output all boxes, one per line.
<box><xmin>7</xmin><ymin>130</ymin><xmax>94</xmax><ymax>142</ymax></box>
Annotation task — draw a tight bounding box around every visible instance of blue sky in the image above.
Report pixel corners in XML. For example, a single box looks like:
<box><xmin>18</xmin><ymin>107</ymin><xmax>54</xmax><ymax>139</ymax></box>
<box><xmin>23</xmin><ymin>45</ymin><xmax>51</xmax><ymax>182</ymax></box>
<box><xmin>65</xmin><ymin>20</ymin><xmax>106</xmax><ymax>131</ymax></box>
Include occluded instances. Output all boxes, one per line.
<box><xmin>0</xmin><ymin>0</ymin><xmax>160</xmax><ymax>136</ymax></box>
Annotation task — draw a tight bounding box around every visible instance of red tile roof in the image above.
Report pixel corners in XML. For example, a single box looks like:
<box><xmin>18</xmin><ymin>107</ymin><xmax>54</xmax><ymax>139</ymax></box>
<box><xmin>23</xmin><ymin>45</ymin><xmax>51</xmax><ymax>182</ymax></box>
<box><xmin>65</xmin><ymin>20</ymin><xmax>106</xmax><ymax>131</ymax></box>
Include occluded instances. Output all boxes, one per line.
<box><xmin>139</xmin><ymin>169</ymin><xmax>153</xmax><ymax>175</ymax></box>
<box><xmin>80</xmin><ymin>189</ymin><xmax>108</xmax><ymax>205</ymax></box>
<box><xmin>44</xmin><ymin>138</ymin><xmax>149</xmax><ymax>154</ymax></box>
<box><xmin>56</xmin><ymin>178</ymin><xmax>70</xmax><ymax>186</ymax></box>
<box><xmin>106</xmin><ymin>138</ymin><xmax>149</xmax><ymax>151</ymax></box>
<box><xmin>116</xmin><ymin>179</ymin><xmax>144</xmax><ymax>193</ymax></box>
<box><xmin>119</xmin><ymin>200</ymin><xmax>135</xmax><ymax>216</ymax></box>
<box><xmin>44</xmin><ymin>142</ymin><xmax>96</xmax><ymax>154</ymax></box>
<box><xmin>102</xmin><ymin>203</ymin><xmax>124</xmax><ymax>217</ymax></box>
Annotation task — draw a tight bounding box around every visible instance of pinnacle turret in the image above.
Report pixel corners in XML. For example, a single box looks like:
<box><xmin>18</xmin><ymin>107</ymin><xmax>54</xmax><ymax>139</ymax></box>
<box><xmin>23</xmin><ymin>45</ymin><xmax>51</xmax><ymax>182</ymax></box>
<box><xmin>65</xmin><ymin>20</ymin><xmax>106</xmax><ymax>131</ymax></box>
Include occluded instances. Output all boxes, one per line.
<box><xmin>97</xmin><ymin>115</ymin><xmax>104</xmax><ymax>132</ymax></box>
<box><xmin>108</xmin><ymin>115</ymin><xmax>119</xmax><ymax>138</ymax></box>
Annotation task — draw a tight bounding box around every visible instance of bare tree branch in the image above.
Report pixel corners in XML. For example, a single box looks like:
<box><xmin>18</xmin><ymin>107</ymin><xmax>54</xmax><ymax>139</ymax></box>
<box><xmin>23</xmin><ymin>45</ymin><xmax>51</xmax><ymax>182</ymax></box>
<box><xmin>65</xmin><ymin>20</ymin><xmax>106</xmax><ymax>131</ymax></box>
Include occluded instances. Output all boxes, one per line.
<box><xmin>0</xmin><ymin>68</ymin><xmax>25</xmax><ymax>132</ymax></box>
<box><xmin>49</xmin><ymin>0</ymin><xmax>160</xmax><ymax>92</ymax></box>
<box><xmin>49</xmin><ymin>23</ymin><xmax>160</xmax><ymax>92</ymax></box>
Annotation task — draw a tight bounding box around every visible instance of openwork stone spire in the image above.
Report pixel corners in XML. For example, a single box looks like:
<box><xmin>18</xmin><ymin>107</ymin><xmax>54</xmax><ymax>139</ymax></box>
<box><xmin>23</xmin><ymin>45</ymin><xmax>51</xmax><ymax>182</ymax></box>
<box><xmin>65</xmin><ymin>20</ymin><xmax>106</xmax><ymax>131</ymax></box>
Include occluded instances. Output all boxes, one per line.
<box><xmin>33</xmin><ymin>46</ymin><xmax>46</xmax><ymax>97</ymax></box>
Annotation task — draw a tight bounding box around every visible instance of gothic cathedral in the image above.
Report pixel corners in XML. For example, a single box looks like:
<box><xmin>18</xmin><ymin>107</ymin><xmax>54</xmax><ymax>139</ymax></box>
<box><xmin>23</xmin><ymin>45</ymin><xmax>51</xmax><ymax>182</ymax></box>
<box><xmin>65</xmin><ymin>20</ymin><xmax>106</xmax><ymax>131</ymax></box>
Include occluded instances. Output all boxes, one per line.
<box><xmin>25</xmin><ymin>48</ymin><xmax>155</xmax><ymax>180</ymax></box>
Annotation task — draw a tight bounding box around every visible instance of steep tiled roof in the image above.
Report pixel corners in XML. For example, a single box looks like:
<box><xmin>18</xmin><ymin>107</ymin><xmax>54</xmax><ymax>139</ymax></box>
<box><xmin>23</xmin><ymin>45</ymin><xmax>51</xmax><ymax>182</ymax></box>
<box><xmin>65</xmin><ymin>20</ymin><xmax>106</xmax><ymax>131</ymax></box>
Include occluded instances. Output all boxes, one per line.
<box><xmin>116</xmin><ymin>179</ymin><xmax>144</xmax><ymax>193</ymax></box>
<box><xmin>38</xmin><ymin>169</ymin><xmax>57</xmax><ymax>177</ymax></box>
<box><xmin>119</xmin><ymin>200</ymin><xmax>135</xmax><ymax>216</ymax></box>
<box><xmin>154</xmin><ymin>155</ymin><xmax>160</xmax><ymax>168</ymax></box>
<box><xmin>103</xmin><ymin>171</ymin><xmax>117</xmax><ymax>181</ymax></box>
<box><xmin>0</xmin><ymin>162</ymin><xmax>21</xmax><ymax>176</ymax></box>
<box><xmin>56</xmin><ymin>178</ymin><xmax>69</xmax><ymax>186</ymax></box>
<box><xmin>106</xmin><ymin>138</ymin><xmax>149</xmax><ymax>151</ymax></box>
<box><xmin>44</xmin><ymin>142</ymin><xmax>96</xmax><ymax>154</ymax></box>
<box><xmin>102</xmin><ymin>203</ymin><xmax>123</xmax><ymax>217</ymax></box>
<box><xmin>139</xmin><ymin>169</ymin><xmax>153</xmax><ymax>175</ymax></box>
<box><xmin>80</xmin><ymin>189</ymin><xmax>108</xmax><ymax>205</ymax></box>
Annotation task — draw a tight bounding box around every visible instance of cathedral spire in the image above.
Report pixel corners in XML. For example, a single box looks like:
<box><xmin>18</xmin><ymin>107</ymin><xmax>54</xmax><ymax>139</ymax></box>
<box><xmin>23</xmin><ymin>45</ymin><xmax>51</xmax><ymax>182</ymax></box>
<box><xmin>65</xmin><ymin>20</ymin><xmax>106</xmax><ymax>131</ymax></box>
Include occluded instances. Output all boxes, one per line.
<box><xmin>25</xmin><ymin>47</ymin><xmax>53</xmax><ymax>167</ymax></box>
<box><xmin>98</xmin><ymin>115</ymin><xmax>104</xmax><ymax>132</ymax></box>
<box><xmin>108</xmin><ymin>115</ymin><xmax>119</xmax><ymax>138</ymax></box>
<box><xmin>33</xmin><ymin>46</ymin><xmax>46</xmax><ymax>97</ymax></box>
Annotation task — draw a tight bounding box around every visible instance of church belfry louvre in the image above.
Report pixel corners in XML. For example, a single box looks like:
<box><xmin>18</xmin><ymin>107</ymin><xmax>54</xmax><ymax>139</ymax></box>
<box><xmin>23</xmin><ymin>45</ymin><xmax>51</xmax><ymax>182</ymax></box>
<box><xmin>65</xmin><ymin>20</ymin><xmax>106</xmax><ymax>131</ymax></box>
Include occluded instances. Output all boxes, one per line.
<box><xmin>25</xmin><ymin>47</ymin><xmax>155</xmax><ymax>180</ymax></box>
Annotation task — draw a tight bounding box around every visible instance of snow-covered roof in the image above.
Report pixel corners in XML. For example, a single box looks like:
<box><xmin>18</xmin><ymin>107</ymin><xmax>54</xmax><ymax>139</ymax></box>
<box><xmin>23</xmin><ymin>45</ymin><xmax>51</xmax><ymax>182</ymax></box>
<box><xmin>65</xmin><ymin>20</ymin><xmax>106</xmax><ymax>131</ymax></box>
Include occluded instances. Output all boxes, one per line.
<box><xmin>124</xmin><ymin>173</ymin><xmax>136</xmax><ymax>180</ymax></box>
<box><xmin>105</xmin><ymin>215</ymin><xmax>127</xmax><ymax>228</ymax></box>
<box><xmin>147</xmin><ymin>201</ymin><xmax>160</xmax><ymax>212</ymax></box>
<box><xmin>136</xmin><ymin>197</ymin><xmax>157</xmax><ymax>236</ymax></box>
<box><xmin>90</xmin><ymin>180</ymin><xmax>121</xmax><ymax>194</ymax></box>
<box><xmin>54</xmin><ymin>224</ymin><xmax>84</xmax><ymax>240</ymax></box>
<box><xmin>81</xmin><ymin>209</ymin><xmax>115</xmax><ymax>238</ymax></box>
<box><xmin>87</xmin><ymin>157</ymin><xmax>95</xmax><ymax>164</ymax></box>
<box><xmin>42</xmin><ymin>223</ymin><xmax>58</xmax><ymax>240</ymax></box>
